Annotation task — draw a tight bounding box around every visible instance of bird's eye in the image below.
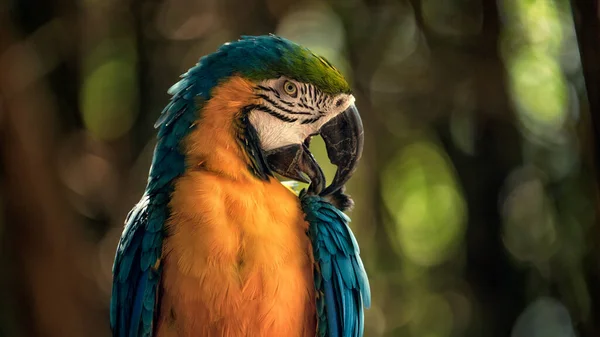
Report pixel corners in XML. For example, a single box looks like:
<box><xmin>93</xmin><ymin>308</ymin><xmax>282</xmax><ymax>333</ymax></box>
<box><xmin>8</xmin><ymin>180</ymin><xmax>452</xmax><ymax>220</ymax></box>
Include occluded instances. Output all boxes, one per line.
<box><xmin>283</xmin><ymin>80</ymin><xmax>298</xmax><ymax>97</ymax></box>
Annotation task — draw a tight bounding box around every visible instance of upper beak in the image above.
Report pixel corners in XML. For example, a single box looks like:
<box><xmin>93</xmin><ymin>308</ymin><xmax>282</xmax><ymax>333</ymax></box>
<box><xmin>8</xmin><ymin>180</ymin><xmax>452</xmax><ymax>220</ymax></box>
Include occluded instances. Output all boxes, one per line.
<box><xmin>318</xmin><ymin>104</ymin><xmax>364</xmax><ymax>196</ymax></box>
<box><xmin>265</xmin><ymin>104</ymin><xmax>364</xmax><ymax>196</ymax></box>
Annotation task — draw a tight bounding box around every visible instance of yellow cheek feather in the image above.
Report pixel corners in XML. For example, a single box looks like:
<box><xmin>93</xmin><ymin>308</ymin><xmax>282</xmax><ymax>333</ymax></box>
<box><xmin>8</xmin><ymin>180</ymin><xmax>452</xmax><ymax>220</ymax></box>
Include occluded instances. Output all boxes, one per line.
<box><xmin>155</xmin><ymin>76</ymin><xmax>316</xmax><ymax>337</ymax></box>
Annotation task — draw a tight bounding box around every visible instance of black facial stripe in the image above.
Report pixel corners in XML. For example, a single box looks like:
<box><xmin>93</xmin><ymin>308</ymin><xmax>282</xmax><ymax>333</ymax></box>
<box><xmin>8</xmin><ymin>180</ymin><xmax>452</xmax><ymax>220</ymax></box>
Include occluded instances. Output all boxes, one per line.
<box><xmin>301</xmin><ymin>116</ymin><xmax>322</xmax><ymax>124</ymax></box>
<box><xmin>298</xmin><ymin>102</ymin><xmax>314</xmax><ymax>111</ymax></box>
<box><xmin>256</xmin><ymin>83</ymin><xmax>338</xmax><ymax>120</ymax></box>
<box><xmin>317</xmin><ymin>95</ymin><xmax>325</xmax><ymax>109</ymax></box>
<box><xmin>317</xmin><ymin>88</ymin><xmax>326</xmax><ymax>105</ymax></box>
<box><xmin>253</xmin><ymin>104</ymin><xmax>298</xmax><ymax>123</ymax></box>
<box><xmin>257</xmin><ymin>93</ymin><xmax>312</xmax><ymax>116</ymax></box>
<box><xmin>280</xmin><ymin>99</ymin><xmax>295</xmax><ymax>107</ymax></box>
<box><xmin>257</xmin><ymin>85</ymin><xmax>280</xmax><ymax>98</ymax></box>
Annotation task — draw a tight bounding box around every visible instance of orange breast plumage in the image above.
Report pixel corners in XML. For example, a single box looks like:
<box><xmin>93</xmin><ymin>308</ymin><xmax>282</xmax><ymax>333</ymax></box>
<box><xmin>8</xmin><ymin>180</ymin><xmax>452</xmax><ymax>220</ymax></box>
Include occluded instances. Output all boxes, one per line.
<box><xmin>156</xmin><ymin>174</ymin><xmax>315</xmax><ymax>337</ymax></box>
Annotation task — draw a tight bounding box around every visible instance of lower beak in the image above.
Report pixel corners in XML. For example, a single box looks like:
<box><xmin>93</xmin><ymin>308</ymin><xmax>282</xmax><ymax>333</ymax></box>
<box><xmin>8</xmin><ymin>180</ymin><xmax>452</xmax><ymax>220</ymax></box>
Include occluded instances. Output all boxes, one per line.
<box><xmin>265</xmin><ymin>104</ymin><xmax>364</xmax><ymax>196</ymax></box>
<box><xmin>264</xmin><ymin>143</ymin><xmax>326</xmax><ymax>193</ymax></box>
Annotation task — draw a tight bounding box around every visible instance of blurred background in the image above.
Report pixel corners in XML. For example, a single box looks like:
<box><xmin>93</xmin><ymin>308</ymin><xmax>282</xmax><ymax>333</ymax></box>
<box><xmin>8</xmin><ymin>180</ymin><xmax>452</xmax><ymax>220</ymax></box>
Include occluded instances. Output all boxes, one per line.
<box><xmin>1</xmin><ymin>0</ymin><xmax>600</xmax><ymax>336</ymax></box>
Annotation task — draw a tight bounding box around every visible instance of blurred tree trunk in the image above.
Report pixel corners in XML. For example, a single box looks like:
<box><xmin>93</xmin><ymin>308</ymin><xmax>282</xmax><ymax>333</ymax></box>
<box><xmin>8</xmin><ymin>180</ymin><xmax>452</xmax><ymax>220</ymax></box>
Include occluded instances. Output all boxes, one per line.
<box><xmin>571</xmin><ymin>0</ymin><xmax>600</xmax><ymax>334</ymax></box>
<box><xmin>0</xmin><ymin>8</ymin><xmax>104</xmax><ymax>337</ymax></box>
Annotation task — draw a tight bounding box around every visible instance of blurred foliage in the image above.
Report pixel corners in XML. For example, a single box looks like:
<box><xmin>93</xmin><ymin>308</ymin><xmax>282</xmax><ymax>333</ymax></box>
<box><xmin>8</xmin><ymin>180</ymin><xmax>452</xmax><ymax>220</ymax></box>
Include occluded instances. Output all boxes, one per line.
<box><xmin>381</xmin><ymin>137</ymin><xmax>466</xmax><ymax>267</ymax></box>
<box><xmin>0</xmin><ymin>0</ymin><xmax>599</xmax><ymax>337</ymax></box>
<box><xmin>81</xmin><ymin>38</ymin><xmax>139</xmax><ymax>140</ymax></box>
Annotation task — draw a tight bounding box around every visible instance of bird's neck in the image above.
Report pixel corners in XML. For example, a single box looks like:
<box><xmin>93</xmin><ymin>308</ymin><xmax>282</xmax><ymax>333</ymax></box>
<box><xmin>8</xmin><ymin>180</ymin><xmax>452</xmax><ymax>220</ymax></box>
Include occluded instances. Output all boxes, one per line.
<box><xmin>182</xmin><ymin>76</ymin><xmax>268</xmax><ymax>182</ymax></box>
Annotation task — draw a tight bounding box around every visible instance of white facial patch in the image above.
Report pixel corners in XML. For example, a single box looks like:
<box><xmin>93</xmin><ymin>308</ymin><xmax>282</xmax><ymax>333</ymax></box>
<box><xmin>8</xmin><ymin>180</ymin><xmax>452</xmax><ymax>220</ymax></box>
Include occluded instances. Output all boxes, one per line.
<box><xmin>248</xmin><ymin>77</ymin><xmax>354</xmax><ymax>151</ymax></box>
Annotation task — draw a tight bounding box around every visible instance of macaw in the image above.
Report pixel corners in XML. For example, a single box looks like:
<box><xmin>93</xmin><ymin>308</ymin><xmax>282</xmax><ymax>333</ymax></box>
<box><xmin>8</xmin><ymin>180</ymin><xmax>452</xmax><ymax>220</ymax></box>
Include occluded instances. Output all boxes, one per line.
<box><xmin>110</xmin><ymin>35</ymin><xmax>370</xmax><ymax>337</ymax></box>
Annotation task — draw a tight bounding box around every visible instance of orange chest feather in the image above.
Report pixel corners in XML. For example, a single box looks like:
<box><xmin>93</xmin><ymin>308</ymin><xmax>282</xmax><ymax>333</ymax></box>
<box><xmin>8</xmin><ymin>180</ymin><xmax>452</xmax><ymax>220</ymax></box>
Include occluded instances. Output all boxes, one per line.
<box><xmin>157</xmin><ymin>173</ymin><xmax>316</xmax><ymax>337</ymax></box>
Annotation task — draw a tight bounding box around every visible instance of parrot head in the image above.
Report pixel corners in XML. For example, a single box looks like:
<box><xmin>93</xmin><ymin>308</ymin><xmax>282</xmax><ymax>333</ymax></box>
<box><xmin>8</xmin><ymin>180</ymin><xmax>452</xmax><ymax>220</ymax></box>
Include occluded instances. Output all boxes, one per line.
<box><xmin>246</xmin><ymin>51</ymin><xmax>364</xmax><ymax>197</ymax></box>
<box><xmin>155</xmin><ymin>35</ymin><xmax>363</xmax><ymax>198</ymax></box>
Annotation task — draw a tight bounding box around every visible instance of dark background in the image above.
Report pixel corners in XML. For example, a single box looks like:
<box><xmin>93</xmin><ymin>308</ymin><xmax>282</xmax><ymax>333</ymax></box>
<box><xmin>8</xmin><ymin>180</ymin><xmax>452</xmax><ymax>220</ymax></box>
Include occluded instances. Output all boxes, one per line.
<box><xmin>1</xmin><ymin>0</ymin><xmax>599</xmax><ymax>336</ymax></box>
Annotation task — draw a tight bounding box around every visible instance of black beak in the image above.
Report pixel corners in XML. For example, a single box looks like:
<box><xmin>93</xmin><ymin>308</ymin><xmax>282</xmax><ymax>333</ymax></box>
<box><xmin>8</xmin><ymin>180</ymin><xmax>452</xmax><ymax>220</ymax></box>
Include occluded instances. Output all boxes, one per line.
<box><xmin>265</xmin><ymin>104</ymin><xmax>363</xmax><ymax>196</ymax></box>
<box><xmin>319</xmin><ymin>104</ymin><xmax>364</xmax><ymax>196</ymax></box>
<box><xmin>265</xmin><ymin>143</ymin><xmax>326</xmax><ymax>193</ymax></box>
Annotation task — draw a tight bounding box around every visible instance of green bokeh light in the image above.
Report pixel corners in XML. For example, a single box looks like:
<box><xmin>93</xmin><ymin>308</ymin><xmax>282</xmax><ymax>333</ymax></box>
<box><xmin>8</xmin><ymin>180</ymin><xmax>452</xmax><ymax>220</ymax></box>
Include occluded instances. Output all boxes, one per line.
<box><xmin>382</xmin><ymin>139</ymin><xmax>467</xmax><ymax>267</ymax></box>
<box><xmin>519</xmin><ymin>0</ymin><xmax>563</xmax><ymax>53</ymax></box>
<box><xmin>81</xmin><ymin>39</ymin><xmax>138</xmax><ymax>140</ymax></box>
<box><xmin>502</xmin><ymin>0</ymin><xmax>565</xmax><ymax>56</ymax></box>
<box><xmin>502</xmin><ymin>0</ymin><xmax>571</xmax><ymax>142</ymax></box>
<box><xmin>508</xmin><ymin>48</ymin><xmax>568</xmax><ymax>136</ymax></box>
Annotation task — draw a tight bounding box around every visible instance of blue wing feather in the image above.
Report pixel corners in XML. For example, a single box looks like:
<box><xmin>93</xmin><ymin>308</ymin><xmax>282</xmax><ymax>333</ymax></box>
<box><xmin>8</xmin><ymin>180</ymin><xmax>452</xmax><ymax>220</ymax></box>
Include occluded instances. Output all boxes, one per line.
<box><xmin>110</xmin><ymin>196</ymin><xmax>165</xmax><ymax>337</ymax></box>
<box><xmin>301</xmin><ymin>194</ymin><xmax>371</xmax><ymax>337</ymax></box>
<box><xmin>324</xmin><ymin>275</ymin><xmax>341</xmax><ymax>337</ymax></box>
